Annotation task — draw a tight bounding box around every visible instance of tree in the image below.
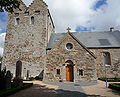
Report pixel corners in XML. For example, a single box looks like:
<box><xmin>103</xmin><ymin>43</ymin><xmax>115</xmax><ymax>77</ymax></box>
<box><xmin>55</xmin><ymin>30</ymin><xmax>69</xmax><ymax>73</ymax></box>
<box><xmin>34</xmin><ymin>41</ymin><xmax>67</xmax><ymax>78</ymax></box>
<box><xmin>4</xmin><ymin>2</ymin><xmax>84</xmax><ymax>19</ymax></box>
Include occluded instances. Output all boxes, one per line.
<box><xmin>0</xmin><ymin>0</ymin><xmax>20</xmax><ymax>12</ymax></box>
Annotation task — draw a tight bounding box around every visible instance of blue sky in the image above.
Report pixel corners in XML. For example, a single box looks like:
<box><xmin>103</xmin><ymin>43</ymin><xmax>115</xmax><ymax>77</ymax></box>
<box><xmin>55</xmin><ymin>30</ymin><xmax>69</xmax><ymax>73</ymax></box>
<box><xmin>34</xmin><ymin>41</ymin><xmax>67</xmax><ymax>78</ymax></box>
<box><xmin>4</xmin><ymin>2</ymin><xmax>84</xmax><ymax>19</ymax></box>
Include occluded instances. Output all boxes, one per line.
<box><xmin>0</xmin><ymin>0</ymin><xmax>107</xmax><ymax>33</ymax></box>
<box><xmin>0</xmin><ymin>12</ymin><xmax>8</xmax><ymax>33</ymax></box>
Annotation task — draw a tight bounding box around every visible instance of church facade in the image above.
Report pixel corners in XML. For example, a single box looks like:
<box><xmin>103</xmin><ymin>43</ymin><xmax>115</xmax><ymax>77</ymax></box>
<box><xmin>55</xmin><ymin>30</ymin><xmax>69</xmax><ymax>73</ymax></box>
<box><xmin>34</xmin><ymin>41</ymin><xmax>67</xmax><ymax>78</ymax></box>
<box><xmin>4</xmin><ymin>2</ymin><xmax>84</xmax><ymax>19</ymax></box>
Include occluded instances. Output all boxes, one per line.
<box><xmin>2</xmin><ymin>0</ymin><xmax>120</xmax><ymax>82</ymax></box>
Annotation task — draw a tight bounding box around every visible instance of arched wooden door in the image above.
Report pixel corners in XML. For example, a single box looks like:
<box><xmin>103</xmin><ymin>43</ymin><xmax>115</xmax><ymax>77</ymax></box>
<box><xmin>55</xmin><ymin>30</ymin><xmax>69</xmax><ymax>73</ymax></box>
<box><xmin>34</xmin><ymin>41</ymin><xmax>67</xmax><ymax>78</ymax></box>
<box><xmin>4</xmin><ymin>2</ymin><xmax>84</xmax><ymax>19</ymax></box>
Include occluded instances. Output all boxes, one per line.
<box><xmin>66</xmin><ymin>65</ymin><xmax>74</xmax><ymax>82</ymax></box>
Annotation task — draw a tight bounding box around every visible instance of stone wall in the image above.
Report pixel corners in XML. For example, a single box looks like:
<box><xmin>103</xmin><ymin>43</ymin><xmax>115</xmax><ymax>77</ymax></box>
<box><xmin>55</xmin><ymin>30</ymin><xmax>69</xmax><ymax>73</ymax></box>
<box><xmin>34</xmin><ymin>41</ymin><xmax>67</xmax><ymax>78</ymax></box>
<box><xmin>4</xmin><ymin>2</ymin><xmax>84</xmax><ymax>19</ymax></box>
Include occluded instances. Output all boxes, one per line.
<box><xmin>89</xmin><ymin>48</ymin><xmax>120</xmax><ymax>78</ymax></box>
<box><xmin>2</xmin><ymin>0</ymin><xmax>54</xmax><ymax>78</ymax></box>
<box><xmin>44</xmin><ymin>33</ymin><xmax>97</xmax><ymax>82</ymax></box>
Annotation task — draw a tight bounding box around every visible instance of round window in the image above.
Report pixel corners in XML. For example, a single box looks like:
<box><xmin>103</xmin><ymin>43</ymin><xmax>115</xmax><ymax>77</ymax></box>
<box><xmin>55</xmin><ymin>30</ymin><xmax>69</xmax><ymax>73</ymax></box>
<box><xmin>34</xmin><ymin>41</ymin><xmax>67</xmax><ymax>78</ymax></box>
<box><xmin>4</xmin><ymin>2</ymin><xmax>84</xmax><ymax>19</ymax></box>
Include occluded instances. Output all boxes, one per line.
<box><xmin>66</xmin><ymin>43</ymin><xmax>73</xmax><ymax>50</ymax></box>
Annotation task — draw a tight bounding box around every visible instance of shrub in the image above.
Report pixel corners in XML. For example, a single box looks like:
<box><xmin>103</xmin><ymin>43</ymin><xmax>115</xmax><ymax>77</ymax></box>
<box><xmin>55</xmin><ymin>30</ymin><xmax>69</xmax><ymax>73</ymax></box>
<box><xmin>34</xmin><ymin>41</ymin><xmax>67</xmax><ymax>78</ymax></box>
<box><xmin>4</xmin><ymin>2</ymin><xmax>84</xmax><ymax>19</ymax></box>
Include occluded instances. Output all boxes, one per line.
<box><xmin>29</xmin><ymin>77</ymin><xmax>34</xmax><ymax>81</ymax></box>
<box><xmin>0</xmin><ymin>68</ymin><xmax>6</xmax><ymax>90</ymax></box>
<box><xmin>98</xmin><ymin>77</ymin><xmax>120</xmax><ymax>82</ymax></box>
<box><xmin>109</xmin><ymin>83</ymin><xmax>120</xmax><ymax>91</ymax></box>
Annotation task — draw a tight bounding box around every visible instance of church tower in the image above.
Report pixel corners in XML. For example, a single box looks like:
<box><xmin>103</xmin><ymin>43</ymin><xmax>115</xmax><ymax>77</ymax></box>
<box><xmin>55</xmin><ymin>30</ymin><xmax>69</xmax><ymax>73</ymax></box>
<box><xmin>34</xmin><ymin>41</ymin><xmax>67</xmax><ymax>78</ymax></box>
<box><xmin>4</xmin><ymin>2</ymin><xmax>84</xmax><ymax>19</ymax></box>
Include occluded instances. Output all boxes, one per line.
<box><xmin>2</xmin><ymin>0</ymin><xmax>55</xmax><ymax>78</ymax></box>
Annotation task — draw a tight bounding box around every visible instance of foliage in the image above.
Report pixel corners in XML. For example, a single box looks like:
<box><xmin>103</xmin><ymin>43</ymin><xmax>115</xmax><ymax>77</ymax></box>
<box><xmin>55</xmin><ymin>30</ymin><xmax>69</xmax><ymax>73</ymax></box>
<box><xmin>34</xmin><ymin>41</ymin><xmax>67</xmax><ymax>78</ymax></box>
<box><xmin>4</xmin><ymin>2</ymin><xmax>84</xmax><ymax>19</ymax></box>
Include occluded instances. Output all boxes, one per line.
<box><xmin>0</xmin><ymin>83</ymin><xmax>33</xmax><ymax>97</ymax></box>
<box><xmin>109</xmin><ymin>83</ymin><xmax>120</xmax><ymax>91</ymax></box>
<box><xmin>0</xmin><ymin>68</ymin><xmax>6</xmax><ymax>90</ymax></box>
<box><xmin>0</xmin><ymin>58</ymin><xmax>1</xmax><ymax>61</ymax></box>
<box><xmin>98</xmin><ymin>77</ymin><xmax>120</xmax><ymax>82</ymax></box>
<box><xmin>0</xmin><ymin>0</ymin><xmax>20</xmax><ymax>12</ymax></box>
<box><xmin>29</xmin><ymin>77</ymin><xmax>34</xmax><ymax>81</ymax></box>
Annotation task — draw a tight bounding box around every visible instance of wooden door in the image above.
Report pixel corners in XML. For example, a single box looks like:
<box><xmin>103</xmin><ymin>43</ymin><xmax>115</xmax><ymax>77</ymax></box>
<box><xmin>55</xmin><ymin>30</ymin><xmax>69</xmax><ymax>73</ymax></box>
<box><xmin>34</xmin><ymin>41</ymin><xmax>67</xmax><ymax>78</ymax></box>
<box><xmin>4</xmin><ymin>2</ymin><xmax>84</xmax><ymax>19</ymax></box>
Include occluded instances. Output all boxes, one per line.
<box><xmin>66</xmin><ymin>65</ymin><xmax>73</xmax><ymax>82</ymax></box>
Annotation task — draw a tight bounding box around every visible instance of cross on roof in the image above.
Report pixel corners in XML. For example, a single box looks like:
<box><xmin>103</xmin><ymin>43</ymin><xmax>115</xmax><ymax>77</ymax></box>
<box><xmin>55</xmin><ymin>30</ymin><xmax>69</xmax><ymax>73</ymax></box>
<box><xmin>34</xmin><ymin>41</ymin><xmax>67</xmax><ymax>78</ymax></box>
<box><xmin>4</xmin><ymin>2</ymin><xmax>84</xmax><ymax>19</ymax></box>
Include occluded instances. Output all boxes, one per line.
<box><xmin>66</xmin><ymin>27</ymin><xmax>71</xmax><ymax>32</ymax></box>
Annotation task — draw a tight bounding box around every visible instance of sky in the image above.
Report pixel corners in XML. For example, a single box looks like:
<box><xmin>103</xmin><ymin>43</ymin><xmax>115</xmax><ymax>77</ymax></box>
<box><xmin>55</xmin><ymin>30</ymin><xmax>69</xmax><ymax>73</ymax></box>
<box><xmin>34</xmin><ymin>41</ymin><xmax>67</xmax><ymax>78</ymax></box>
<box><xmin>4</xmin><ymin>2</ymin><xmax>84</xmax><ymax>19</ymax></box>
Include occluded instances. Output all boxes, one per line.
<box><xmin>0</xmin><ymin>0</ymin><xmax>120</xmax><ymax>56</ymax></box>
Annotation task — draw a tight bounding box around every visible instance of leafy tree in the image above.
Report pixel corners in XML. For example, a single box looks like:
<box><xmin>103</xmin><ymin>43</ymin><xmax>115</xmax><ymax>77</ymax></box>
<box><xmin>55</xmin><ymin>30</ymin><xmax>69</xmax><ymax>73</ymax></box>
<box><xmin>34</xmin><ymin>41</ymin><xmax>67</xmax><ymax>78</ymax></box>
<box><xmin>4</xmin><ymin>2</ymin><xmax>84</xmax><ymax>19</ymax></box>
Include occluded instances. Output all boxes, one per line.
<box><xmin>0</xmin><ymin>0</ymin><xmax>20</xmax><ymax>12</ymax></box>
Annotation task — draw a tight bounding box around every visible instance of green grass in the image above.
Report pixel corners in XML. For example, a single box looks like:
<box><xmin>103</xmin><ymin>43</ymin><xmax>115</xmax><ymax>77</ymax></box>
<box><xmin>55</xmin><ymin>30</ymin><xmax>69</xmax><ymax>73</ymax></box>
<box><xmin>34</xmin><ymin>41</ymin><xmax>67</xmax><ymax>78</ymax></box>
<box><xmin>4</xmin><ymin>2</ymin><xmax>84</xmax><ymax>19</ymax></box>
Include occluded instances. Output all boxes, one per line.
<box><xmin>98</xmin><ymin>77</ymin><xmax>120</xmax><ymax>82</ymax></box>
<box><xmin>109</xmin><ymin>83</ymin><xmax>120</xmax><ymax>91</ymax></box>
<box><xmin>0</xmin><ymin>83</ymin><xmax>33</xmax><ymax>97</ymax></box>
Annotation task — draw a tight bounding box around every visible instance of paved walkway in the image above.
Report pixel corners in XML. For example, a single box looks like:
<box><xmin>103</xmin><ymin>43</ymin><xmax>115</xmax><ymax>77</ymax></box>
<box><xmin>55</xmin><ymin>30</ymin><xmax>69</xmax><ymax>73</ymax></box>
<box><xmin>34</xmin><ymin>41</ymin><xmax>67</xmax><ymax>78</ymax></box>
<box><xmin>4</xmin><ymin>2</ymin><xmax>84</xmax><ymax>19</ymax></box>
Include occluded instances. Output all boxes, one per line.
<box><xmin>82</xmin><ymin>80</ymin><xmax>120</xmax><ymax>97</ymax></box>
<box><xmin>8</xmin><ymin>80</ymin><xmax>120</xmax><ymax>97</ymax></box>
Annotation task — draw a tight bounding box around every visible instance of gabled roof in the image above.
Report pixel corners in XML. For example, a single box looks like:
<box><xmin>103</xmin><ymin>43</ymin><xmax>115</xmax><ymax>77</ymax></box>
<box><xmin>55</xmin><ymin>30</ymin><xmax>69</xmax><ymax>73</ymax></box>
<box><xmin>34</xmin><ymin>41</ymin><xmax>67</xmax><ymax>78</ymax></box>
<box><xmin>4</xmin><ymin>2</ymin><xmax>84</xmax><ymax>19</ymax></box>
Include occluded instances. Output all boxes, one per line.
<box><xmin>68</xmin><ymin>32</ymin><xmax>96</xmax><ymax>59</ymax></box>
<box><xmin>47</xmin><ymin>30</ymin><xmax>120</xmax><ymax>49</ymax></box>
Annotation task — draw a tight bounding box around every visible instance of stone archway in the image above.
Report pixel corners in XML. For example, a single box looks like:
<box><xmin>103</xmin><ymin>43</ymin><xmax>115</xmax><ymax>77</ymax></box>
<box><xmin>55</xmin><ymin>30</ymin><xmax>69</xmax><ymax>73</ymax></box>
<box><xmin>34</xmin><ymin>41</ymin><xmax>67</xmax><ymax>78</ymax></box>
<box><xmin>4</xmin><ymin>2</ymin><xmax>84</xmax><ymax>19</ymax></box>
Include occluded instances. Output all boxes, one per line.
<box><xmin>65</xmin><ymin>60</ymin><xmax>74</xmax><ymax>82</ymax></box>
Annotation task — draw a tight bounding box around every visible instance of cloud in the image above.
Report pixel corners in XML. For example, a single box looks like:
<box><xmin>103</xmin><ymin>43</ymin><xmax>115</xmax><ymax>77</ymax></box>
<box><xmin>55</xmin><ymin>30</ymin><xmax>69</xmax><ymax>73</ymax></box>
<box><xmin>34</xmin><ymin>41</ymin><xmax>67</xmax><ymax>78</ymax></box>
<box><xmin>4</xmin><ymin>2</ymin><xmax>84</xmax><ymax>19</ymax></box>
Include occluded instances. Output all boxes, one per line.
<box><xmin>0</xmin><ymin>33</ymin><xmax>6</xmax><ymax>56</ymax></box>
<box><xmin>22</xmin><ymin>0</ymin><xmax>97</xmax><ymax>32</ymax></box>
<box><xmin>88</xmin><ymin>0</ymin><xmax>120</xmax><ymax>31</ymax></box>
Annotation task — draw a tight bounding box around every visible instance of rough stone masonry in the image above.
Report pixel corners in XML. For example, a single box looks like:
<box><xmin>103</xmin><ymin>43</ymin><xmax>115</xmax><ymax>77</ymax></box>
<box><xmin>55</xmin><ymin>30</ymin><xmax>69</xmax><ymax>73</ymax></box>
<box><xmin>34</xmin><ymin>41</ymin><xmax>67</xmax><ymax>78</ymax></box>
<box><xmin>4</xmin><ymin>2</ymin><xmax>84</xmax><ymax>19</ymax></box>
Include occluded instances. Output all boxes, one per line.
<box><xmin>2</xmin><ymin>0</ymin><xmax>54</xmax><ymax>78</ymax></box>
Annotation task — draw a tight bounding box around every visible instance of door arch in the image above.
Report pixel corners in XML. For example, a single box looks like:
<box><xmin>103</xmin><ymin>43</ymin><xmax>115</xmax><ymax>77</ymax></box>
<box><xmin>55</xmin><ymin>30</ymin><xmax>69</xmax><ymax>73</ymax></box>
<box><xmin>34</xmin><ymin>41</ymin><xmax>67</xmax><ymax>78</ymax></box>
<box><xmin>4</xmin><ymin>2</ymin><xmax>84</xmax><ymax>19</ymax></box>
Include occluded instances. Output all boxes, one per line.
<box><xmin>65</xmin><ymin>60</ymin><xmax>74</xmax><ymax>82</ymax></box>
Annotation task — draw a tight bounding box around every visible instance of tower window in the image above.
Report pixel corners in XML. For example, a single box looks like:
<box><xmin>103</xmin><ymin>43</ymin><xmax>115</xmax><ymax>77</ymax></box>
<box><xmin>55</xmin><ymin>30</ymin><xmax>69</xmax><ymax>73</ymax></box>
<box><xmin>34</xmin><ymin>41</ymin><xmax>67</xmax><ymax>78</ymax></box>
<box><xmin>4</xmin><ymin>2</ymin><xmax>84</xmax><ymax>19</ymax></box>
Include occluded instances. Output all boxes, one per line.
<box><xmin>103</xmin><ymin>52</ymin><xmax>111</xmax><ymax>65</ymax></box>
<box><xmin>79</xmin><ymin>69</ymin><xmax>84</xmax><ymax>76</ymax></box>
<box><xmin>56</xmin><ymin>69</ymin><xmax>60</xmax><ymax>75</ymax></box>
<box><xmin>35</xmin><ymin>10</ymin><xmax>40</xmax><ymax>14</ymax></box>
<box><xmin>31</xmin><ymin>16</ymin><xmax>34</xmax><ymax>24</ymax></box>
<box><xmin>16</xmin><ymin>18</ymin><xmax>20</xmax><ymax>25</ymax></box>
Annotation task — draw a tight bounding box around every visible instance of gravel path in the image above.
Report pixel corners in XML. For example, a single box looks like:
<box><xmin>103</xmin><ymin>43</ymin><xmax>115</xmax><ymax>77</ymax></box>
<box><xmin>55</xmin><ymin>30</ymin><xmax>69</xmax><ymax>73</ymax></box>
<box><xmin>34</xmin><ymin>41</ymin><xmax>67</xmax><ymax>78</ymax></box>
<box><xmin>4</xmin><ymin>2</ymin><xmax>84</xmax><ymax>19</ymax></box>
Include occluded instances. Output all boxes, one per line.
<box><xmin>8</xmin><ymin>81</ymin><xmax>58</xmax><ymax>97</ymax></box>
<box><xmin>44</xmin><ymin>81</ymin><xmax>102</xmax><ymax>97</ymax></box>
<box><xmin>8</xmin><ymin>80</ymin><xmax>120</xmax><ymax>97</ymax></box>
<box><xmin>82</xmin><ymin>80</ymin><xmax>120</xmax><ymax>97</ymax></box>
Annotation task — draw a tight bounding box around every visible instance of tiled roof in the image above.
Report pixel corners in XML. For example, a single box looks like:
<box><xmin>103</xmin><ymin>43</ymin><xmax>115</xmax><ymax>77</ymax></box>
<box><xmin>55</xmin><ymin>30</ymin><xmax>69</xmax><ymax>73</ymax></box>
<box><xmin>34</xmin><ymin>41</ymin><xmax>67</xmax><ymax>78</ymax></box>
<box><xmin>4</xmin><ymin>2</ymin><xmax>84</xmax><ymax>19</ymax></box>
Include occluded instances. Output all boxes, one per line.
<box><xmin>47</xmin><ymin>30</ymin><xmax>120</xmax><ymax>49</ymax></box>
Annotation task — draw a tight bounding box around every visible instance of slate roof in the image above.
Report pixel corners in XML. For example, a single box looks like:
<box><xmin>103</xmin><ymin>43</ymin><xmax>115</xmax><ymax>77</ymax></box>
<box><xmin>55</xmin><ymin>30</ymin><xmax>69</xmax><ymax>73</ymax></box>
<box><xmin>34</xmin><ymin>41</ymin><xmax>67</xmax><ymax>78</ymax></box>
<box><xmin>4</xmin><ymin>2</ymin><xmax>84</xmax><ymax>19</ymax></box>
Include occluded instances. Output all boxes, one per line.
<box><xmin>47</xmin><ymin>30</ymin><xmax>120</xmax><ymax>49</ymax></box>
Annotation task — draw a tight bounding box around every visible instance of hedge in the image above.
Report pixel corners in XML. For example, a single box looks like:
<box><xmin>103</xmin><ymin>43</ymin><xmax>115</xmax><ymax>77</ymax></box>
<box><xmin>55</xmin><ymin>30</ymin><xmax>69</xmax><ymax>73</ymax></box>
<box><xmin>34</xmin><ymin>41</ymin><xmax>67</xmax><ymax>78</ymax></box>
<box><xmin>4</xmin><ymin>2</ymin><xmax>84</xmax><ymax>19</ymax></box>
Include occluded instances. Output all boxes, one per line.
<box><xmin>0</xmin><ymin>83</ymin><xmax>33</xmax><ymax>97</ymax></box>
<box><xmin>109</xmin><ymin>83</ymin><xmax>120</xmax><ymax>91</ymax></box>
<box><xmin>98</xmin><ymin>77</ymin><xmax>120</xmax><ymax>82</ymax></box>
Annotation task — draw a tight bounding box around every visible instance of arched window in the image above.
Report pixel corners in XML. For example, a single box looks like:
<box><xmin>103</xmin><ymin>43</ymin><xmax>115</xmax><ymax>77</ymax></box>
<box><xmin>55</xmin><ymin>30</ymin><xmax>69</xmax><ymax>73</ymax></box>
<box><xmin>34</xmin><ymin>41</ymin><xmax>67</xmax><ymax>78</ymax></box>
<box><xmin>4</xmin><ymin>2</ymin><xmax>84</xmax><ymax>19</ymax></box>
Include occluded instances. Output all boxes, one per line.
<box><xmin>103</xmin><ymin>52</ymin><xmax>111</xmax><ymax>65</ymax></box>
<box><xmin>16</xmin><ymin>18</ymin><xmax>20</xmax><ymax>25</ymax></box>
<box><xmin>31</xmin><ymin>16</ymin><xmax>34</xmax><ymax>24</ymax></box>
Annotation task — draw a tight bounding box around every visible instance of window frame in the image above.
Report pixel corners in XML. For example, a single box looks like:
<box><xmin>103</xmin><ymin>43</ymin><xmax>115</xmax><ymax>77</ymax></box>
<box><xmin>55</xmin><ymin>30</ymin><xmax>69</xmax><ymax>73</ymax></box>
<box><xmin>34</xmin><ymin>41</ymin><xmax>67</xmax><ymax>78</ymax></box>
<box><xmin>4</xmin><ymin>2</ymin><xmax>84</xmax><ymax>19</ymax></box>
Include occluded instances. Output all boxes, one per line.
<box><xmin>78</xmin><ymin>69</ymin><xmax>84</xmax><ymax>76</ymax></box>
<box><xmin>15</xmin><ymin>18</ymin><xmax>20</xmax><ymax>25</ymax></box>
<box><xmin>65</xmin><ymin>42</ymin><xmax>74</xmax><ymax>50</ymax></box>
<box><xmin>56</xmin><ymin>69</ymin><xmax>60</xmax><ymax>75</ymax></box>
<box><xmin>103</xmin><ymin>52</ymin><xmax>111</xmax><ymax>65</ymax></box>
<box><xmin>30</xmin><ymin>16</ymin><xmax>34</xmax><ymax>24</ymax></box>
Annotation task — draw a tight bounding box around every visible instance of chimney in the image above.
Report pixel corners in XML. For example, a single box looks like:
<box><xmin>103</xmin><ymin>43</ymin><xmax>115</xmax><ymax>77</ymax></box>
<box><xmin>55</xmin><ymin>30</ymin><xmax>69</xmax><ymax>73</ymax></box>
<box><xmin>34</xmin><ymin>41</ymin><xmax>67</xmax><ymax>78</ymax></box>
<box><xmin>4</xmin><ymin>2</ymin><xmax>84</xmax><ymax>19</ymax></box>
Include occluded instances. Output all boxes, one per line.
<box><xmin>110</xmin><ymin>27</ymin><xmax>114</xmax><ymax>32</ymax></box>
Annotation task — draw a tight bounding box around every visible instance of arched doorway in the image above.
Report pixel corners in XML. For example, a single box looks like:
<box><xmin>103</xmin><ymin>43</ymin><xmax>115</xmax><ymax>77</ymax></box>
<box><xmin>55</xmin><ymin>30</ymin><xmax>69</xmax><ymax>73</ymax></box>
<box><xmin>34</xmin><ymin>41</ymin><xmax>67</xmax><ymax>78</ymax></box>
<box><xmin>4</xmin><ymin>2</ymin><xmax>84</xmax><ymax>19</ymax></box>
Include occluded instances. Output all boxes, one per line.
<box><xmin>65</xmin><ymin>60</ymin><xmax>74</xmax><ymax>82</ymax></box>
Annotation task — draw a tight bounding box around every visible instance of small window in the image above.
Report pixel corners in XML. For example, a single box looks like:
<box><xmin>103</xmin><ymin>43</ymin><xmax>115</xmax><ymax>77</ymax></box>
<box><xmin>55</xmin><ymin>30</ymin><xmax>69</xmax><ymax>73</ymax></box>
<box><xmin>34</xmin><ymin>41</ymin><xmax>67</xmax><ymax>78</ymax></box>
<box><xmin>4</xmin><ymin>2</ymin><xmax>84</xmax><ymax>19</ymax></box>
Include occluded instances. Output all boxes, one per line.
<box><xmin>66</xmin><ymin>43</ymin><xmax>73</xmax><ymax>50</ymax></box>
<box><xmin>35</xmin><ymin>10</ymin><xmax>40</xmax><ymax>14</ymax></box>
<box><xmin>56</xmin><ymin>69</ymin><xmax>60</xmax><ymax>75</ymax></box>
<box><xmin>31</xmin><ymin>16</ymin><xmax>34</xmax><ymax>24</ymax></box>
<box><xmin>15</xmin><ymin>13</ymin><xmax>19</xmax><ymax>16</ymax></box>
<box><xmin>79</xmin><ymin>69</ymin><xmax>83</xmax><ymax>76</ymax></box>
<box><xmin>103</xmin><ymin>52</ymin><xmax>111</xmax><ymax>65</ymax></box>
<box><xmin>16</xmin><ymin>18</ymin><xmax>20</xmax><ymax>25</ymax></box>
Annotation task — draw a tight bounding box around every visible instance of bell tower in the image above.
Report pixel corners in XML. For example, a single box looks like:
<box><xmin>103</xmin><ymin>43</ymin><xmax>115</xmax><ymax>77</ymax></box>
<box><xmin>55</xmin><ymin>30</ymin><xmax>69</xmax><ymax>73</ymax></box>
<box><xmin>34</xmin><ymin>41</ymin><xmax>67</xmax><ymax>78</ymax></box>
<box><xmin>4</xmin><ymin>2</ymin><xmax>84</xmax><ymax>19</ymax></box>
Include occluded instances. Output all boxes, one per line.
<box><xmin>2</xmin><ymin>0</ymin><xmax>55</xmax><ymax>78</ymax></box>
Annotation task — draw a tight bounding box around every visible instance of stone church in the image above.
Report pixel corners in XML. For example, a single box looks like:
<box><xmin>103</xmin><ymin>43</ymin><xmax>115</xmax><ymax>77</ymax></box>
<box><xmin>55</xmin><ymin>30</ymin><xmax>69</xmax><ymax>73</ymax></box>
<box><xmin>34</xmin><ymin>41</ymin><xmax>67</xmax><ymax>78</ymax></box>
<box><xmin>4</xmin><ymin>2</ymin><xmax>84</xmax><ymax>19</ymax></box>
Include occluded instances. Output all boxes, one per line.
<box><xmin>2</xmin><ymin>0</ymin><xmax>120</xmax><ymax>82</ymax></box>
